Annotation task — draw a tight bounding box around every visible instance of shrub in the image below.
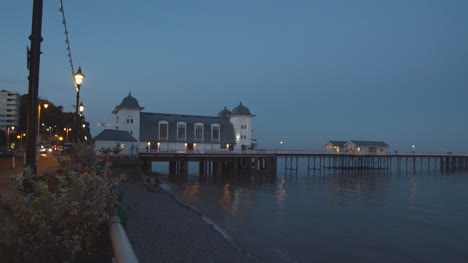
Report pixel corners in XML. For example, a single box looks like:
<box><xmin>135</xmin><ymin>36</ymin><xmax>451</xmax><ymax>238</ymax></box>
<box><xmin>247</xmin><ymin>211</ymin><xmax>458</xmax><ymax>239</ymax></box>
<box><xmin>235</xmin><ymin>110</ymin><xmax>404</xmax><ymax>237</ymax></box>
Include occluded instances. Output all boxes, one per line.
<box><xmin>0</xmin><ymin>145</ymin><xmax>123</xmax><ymax>263</ymax></box>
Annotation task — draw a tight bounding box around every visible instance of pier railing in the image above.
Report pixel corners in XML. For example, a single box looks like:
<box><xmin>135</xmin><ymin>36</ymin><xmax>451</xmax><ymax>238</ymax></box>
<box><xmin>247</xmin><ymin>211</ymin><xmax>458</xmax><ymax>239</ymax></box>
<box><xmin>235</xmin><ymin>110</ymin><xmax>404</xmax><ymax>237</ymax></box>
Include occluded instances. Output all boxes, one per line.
<box><xmin>137</xmin><ymin>148</ymin><xmax>468</xmax><ymax>158</ymax></box>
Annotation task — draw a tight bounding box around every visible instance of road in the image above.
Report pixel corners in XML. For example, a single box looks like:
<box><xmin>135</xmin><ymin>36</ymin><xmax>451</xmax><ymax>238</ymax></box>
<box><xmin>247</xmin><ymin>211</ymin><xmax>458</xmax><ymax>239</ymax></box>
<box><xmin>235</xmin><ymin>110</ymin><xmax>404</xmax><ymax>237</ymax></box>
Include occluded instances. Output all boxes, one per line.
<box><xmin>0</xmin><ymin>154</ymin><xmax>60</xmax><ymax>193</ymax></box>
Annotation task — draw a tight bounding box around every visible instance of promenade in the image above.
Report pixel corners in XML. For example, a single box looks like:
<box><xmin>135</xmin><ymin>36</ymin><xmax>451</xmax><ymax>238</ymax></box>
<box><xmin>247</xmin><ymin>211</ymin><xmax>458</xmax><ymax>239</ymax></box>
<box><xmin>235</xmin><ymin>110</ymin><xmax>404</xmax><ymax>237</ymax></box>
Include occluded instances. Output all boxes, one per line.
<box><xmin>0</xmin><ymin>155</ymin><xmax>60</xmax><ymax>194</ymax></box>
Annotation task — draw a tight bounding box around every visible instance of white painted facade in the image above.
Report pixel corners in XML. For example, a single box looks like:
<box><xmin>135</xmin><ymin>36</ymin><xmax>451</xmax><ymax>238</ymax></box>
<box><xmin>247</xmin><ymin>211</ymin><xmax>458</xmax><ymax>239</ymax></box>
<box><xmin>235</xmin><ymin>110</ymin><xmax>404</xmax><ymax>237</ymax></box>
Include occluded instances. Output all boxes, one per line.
<box><xmin>345</xmin><ymin>142</ymin><xmax>388</xmax><ymax>155</ymax></box>
<box><xmin>230</xmin><ymin>115</ymin><xmax>253</xmax><ymax>151</ymax></box>
<box><xmin>325</xmin><ymin>141</ymin><xmax>348</xmax><ymax>153</ymax></box>
<box><xmin>95</xmin><ymin>140</ymin><xmax>137</xmax><ymax>155</ymax></box>
<box><xmin>114</xmin><ymin>108</ymin><xmax>140</xmax><ymax>142</ymax></box>
<box><xmin>104</xmin><ymin>95</ymin><xmax>255</xmax><ymax>152</ymax></box>
<box><xmin>325</xmin><ymin>143</ymin><xmax>340</xmax><ymax>153</ymax></box>
<box><xmin>139</xmin><ymin>141</ymin><xmax>225</xmax><ymax>152</ymax></box>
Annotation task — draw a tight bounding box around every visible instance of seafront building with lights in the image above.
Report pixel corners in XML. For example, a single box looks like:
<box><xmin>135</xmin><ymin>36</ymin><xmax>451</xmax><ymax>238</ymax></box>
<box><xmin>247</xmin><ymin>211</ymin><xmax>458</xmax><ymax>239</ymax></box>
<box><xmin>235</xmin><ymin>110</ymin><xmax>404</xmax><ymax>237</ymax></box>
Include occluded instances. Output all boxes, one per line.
<box><xmin>94</xmin><ymin>93</ymin><xmax>256</xmax><ymax>154</ymax></box>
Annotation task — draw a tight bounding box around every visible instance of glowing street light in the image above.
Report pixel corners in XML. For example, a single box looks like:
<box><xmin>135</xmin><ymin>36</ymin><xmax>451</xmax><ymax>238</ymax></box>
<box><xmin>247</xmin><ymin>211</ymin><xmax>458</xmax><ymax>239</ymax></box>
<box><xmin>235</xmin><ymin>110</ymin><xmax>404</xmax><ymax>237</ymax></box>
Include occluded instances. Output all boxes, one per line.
<box><xmin>64</xmin><ymin>127</ymin><xmax>72</xmax><ymax>142</ymax></box>
<box><xmin>74</xmin><ymin>66</ymin><xmax>85</xmax><ymax>141</ymax></box>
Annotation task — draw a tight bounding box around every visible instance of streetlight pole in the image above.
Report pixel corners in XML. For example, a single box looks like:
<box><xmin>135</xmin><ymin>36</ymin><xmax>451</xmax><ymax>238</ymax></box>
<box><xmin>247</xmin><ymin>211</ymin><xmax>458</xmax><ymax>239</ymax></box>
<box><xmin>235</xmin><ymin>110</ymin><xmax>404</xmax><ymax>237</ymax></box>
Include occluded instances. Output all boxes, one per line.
<box><xmin>64</xmin><ymin>128</ymin><xmax>71</xmax><ymax>142</ymax></box>
<box><xmin>6</xmin><ymin>126</ymin><xmax>15</xmax><ymax>149</ymax></box>
<box><xmin>37</xmin><ymin>103</ymin><xmax>48</xmax><ymax>146</ymax></box>
<box><xmin>73</xmin><ymin>67</ymin><xmax>85</xmax><ymax>142</ymax></box>
<box><xmin>26</xmin><ymin>0</ymin><xmax>44</xmax><ymax>176</ymax></box>
<box><xmin>78</xmin><ymin>102</ymin><xmax>85</xmax><ymax>141</ymax></box>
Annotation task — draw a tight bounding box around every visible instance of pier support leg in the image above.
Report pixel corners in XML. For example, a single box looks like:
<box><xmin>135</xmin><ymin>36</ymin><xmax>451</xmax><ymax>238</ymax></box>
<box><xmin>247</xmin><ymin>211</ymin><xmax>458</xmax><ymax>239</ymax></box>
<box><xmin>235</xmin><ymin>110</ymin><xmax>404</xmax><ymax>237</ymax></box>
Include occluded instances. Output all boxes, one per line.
<box><xmin>169</xmin><ymin>161</ymin><xmax>177</xmax><ymax>175</ymax></box>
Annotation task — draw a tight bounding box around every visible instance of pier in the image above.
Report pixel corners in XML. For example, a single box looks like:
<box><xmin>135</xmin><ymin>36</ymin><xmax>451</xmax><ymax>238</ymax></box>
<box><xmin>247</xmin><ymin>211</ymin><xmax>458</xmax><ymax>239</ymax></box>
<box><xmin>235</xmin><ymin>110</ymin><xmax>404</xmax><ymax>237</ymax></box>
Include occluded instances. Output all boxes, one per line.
<box><xmin>139</xmin><ymin>150</ymin><xmax>277</xmax><ymax>177</ymax></box>
<box><xmin>279</xmin><ymin>152</ymin><xmax>468</xmax><ymax>173</ymax></box>
<box><xmin>136</xmin><ymin>150</ymin><xmax>468</xmax><ymax>176</ymax></box>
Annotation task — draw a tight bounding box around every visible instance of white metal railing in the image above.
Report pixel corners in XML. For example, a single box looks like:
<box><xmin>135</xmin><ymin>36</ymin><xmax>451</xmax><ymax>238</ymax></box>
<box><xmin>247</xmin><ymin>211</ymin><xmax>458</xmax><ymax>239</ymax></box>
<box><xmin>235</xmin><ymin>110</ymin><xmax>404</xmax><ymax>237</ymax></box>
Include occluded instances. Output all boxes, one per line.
<box><xmin>109</xmin><ymin>216</ymin><xmax>139</xmax><ymax>263</ymax></box>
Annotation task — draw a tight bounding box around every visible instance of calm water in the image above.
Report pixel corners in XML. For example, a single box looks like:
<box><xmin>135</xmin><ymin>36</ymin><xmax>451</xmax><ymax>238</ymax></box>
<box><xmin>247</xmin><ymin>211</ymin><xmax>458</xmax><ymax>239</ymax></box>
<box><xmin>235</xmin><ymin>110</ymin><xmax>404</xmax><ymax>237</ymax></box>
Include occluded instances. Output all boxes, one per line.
<box><xmin>154</xmin><ymin>160</ymin><xmax>468</xmax><ymax>263</ymax></box>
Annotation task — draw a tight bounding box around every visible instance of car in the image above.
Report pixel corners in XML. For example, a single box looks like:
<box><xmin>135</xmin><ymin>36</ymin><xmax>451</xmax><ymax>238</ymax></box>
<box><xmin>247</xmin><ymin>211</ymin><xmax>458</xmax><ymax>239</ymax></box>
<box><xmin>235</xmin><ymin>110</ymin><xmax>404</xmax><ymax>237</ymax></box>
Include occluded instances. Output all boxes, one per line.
<box><xmin>63</xmin><ymin>143</ymin><xmax>73</xmax><ymax>153</ymax></box>
<box><xmin>0</xmin><ymin>146</ymin><xmax>13</xmax><ymax>158</ymax></box>
<box><xmin>39</xmin><ymin>145</ymin><xmax>53</xmax><ymax>154</ymax></box>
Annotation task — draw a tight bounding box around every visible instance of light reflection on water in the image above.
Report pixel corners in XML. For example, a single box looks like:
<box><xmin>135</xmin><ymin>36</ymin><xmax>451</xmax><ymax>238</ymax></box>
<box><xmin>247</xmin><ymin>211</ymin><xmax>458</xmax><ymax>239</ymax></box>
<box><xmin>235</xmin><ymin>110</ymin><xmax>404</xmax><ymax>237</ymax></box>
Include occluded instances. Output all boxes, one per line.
<box><xmin>157</xmin><ymin>162</ymin><xmax>468</xmax><ymax>263</ymax></box>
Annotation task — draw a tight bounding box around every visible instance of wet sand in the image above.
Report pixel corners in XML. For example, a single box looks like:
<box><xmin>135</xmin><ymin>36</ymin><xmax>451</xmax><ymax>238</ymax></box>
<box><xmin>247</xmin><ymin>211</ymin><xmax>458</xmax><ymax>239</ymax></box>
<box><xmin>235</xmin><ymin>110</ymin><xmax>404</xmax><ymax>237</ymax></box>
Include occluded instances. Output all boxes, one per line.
<box><xmin>121</xmin><ymin>180</ymin><xmax>258</xmax><ymax>263</ymax></box>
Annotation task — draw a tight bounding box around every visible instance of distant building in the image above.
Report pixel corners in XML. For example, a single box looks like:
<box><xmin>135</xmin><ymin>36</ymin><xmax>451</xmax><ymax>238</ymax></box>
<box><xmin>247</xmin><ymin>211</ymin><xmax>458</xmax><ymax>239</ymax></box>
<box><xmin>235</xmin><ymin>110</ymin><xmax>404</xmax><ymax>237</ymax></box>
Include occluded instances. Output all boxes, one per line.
<box><xmin>325</xmin><ymin>140</ymin><xmax>389</xmax><ymax>155</ymax></box>
<box><xmin>94</xmin><ymin>93</ymin><xmax>256</xmax><ymax>153</ymax></box>
<box><xmin>325</xmin><ymin>140</ymin><xmax>348</xmax><ymax>153</ymax></box>
<box><xmin>0</xmin><ymin>90</ymin><xmax>20</xmax><ymax>132</ymax></box>
<box><xmin>94</xmin><ymin>129</ymin><xmax>138</xmax><ymax>155</ymax></box>
<box><xmin>345</xmin><ymin>140</ymin><xmax>389</xmax><ymax>155</ymax></box>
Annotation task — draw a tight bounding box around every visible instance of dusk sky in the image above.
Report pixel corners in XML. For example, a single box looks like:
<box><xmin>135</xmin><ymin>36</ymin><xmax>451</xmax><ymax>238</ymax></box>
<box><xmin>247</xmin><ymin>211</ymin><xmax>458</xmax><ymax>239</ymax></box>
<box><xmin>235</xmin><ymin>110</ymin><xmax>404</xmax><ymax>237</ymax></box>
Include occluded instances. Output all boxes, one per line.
<box><xmin>1</xmin><ymin>0</ymin><xmax>467</xmax><ymax>152</ymax></box>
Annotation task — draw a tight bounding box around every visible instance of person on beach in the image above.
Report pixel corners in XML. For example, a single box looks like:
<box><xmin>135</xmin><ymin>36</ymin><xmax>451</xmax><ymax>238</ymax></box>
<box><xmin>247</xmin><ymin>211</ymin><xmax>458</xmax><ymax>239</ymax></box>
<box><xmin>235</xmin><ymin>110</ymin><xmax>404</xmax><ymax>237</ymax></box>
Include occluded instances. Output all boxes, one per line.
<box><xmin>153</xmin><ymin>177</ymin><xmax>161</xmax><ymax>188</ymax></box>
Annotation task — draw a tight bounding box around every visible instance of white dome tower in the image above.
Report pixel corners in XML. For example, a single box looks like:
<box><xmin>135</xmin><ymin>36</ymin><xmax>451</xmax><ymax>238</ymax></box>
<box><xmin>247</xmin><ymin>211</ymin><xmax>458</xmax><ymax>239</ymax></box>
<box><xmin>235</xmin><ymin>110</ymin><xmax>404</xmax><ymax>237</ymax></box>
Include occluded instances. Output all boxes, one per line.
<box><xmin>112</xmin><ymin>92</ymin><xmax>144</xmax><ymax>142</ymax></box>
<box><xmin>228</xmin><ymin>102</ymin><xmax>255</xmax><ymax>151</ymax></box>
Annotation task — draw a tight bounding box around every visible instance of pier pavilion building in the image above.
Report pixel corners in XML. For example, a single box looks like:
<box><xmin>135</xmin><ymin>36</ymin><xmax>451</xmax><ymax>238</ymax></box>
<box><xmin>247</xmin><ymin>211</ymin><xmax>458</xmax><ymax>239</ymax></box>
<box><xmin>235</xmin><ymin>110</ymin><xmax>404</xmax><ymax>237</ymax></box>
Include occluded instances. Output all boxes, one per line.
<box><xmin>326</xmin><ymin>140</ymin><xmax>389</xmax><ymax>155</ymax></box>
<box><xmin>325</xmin><ymin>141</ymin><xmax>348</xmax><ymax>153</ymax></box>
<box><xmin>94</xmin><ymin>93</ymin><xmax>256</xmax><ymax>153</ymax></box>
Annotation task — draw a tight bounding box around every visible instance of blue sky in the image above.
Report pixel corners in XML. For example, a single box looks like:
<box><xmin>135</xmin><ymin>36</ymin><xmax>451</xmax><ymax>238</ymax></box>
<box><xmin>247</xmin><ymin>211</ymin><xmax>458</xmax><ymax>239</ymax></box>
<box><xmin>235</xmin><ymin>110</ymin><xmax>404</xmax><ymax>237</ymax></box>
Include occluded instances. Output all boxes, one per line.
<box><xmin>1</xmin><ymin>0</ymin><xmax>467</xmax><ymax>152</ymax></box>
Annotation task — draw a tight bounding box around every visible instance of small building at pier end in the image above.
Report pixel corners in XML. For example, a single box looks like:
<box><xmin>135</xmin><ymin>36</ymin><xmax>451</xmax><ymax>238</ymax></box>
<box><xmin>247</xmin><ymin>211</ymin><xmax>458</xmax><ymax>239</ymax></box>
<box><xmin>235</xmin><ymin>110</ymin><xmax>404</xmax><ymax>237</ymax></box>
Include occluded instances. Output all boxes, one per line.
<box><xmin>326</xmin><ymin>140</ymin><xmax>389</xmax><ymax>155</ymax></box>
<box><xmin>94</xmin><ymin>93</ymin><xmax>256</xmax><ymax>153</ymax></box>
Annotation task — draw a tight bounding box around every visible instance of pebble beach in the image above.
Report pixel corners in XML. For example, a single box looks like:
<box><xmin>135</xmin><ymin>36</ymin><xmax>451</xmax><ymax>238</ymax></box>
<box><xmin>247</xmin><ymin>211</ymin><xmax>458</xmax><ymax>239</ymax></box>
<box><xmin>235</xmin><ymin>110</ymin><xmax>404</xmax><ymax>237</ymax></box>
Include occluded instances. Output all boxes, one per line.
<box><xmin>121</xmin><ymin>180</ymin><xmax>258</xmax><ymax>263</ymax></box>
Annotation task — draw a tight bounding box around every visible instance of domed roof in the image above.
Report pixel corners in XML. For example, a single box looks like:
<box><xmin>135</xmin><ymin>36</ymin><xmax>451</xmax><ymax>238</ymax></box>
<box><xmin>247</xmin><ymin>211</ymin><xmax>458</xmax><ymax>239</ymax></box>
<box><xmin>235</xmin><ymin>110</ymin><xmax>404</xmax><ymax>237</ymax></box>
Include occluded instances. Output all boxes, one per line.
<box><xmin>231</xmin><ymin>102</ymin><xmax>252</xmax><ymax>116</ymax></box>
<box><xmin>217</xmin><ymin>106</ymin><xmax>231</xmax><ymax>118</ymax></box>
<box><xmin>113</xmin><ymin>92</ymin><xmax>144</xmax><ymax>113</ymax></box>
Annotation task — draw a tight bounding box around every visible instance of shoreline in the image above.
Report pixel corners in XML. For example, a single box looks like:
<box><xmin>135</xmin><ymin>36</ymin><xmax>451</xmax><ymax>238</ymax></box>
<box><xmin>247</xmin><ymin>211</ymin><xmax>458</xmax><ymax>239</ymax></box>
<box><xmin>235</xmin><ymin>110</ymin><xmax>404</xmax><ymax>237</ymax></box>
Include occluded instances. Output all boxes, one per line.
<box><xmin>121</xmin><ymin>178</ymin><xmax>258</xmax><ymax>262</ymax></box>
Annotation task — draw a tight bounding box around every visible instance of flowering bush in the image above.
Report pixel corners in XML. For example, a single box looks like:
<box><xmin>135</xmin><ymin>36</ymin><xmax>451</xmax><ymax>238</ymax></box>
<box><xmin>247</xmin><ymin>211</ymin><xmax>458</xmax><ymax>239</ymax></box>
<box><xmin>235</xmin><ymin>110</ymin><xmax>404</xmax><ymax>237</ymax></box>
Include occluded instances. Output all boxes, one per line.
<box><xmin>0</xmin><ymin>145</ymin><xmax>124</xmax><ymax>262</ymax></box>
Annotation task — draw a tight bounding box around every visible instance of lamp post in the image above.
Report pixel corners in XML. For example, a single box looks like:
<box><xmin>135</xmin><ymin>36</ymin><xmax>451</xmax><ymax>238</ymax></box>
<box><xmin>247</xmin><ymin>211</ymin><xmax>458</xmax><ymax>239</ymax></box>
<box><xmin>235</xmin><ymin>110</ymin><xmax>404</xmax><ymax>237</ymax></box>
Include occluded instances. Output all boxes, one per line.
<box><xmin>73</xmin><ymin>66</ymin><xmax>85</xmax><ymax>142</ymax></box>
<box><xmin>6</xmin><ymin>126</ymin><xmax>15</xmax><ymax>149</ymax></box>
<box><xmin>64</xmin><ymin>128</ymin><xmax>71</xmax><ymax>142</ymax></box>
<box><xmin>412</xmin><ymin>145</ymin><xmax>415</xmax><ymax>154</ymax></box>
<box><xmin>37</xmin><ymin>103</ymin><xmax>48</xmax><ymax>145</ymax></box>
<box><xmin>20</xmin><ymin>133</ymin><xmax>26</xmax><ymax>150</ymax></box>
<box><xmin>78</xmin><ymin>102</ymin><xmax>85</xmax><ymax>141</ymax></box>
<box><xmin>25</xmin><ymin>0</ymin><xmax>45</xmax><ymax>177</ymax></box>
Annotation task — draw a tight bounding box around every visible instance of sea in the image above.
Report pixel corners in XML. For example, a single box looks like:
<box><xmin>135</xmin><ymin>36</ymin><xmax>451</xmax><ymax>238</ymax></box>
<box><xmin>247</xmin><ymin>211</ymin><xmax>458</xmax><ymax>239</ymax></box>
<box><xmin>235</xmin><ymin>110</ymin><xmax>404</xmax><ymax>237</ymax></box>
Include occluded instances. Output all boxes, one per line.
<box><xmin>152</xmin><ymin>158</ymin><xmax>468</xmax><ymax>263</ymax></box>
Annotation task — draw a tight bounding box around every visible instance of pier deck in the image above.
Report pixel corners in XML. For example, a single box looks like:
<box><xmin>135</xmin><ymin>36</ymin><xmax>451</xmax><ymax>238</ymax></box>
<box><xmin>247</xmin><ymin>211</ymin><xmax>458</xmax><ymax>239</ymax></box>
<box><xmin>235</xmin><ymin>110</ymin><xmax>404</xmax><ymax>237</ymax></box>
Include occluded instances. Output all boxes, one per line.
<box><xmin>136</xmin><ymin>150</ymin><xmax>468</xmax><ymax>175</ymax></box>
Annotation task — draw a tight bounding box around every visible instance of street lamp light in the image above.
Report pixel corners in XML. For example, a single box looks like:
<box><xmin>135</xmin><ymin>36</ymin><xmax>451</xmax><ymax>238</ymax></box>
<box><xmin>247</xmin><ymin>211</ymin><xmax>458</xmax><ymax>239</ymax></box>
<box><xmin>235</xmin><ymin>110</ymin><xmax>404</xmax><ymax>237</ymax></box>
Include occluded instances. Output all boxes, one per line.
<box><xmin>6</xmin><ymin>126</ymin><xmax>15</xmax><ymax>149</ymax></box>
<box><xmin>79</xmin><ymin>102</ymin><xmax>85</xmax><ymax>116</ymax></box>
<box><xmin>64</xmin><ymin>128</ymin><xmax>72</xmax><ymax>142</ymax></box>
<box><xmin>412</xmin><ymin>145</ymin><xmax>415</xmax><ymax>153</ymax></box>
<box><xmin>78</xmin><ymin>102</ymin><xmax>85</xmax><ymax>141</ymax></box>
<box><xmin>74</xmin><ymin>66</ymin><xmax>85</xmax><ymax>142</ymax></box>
